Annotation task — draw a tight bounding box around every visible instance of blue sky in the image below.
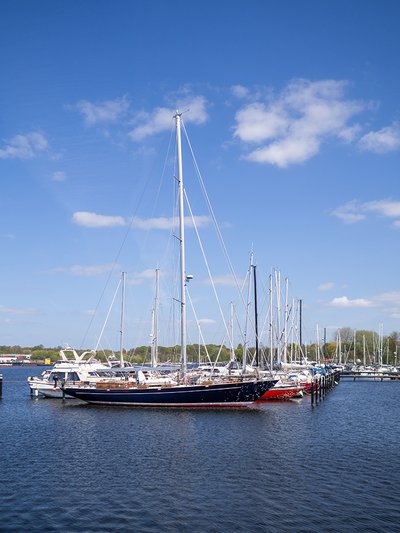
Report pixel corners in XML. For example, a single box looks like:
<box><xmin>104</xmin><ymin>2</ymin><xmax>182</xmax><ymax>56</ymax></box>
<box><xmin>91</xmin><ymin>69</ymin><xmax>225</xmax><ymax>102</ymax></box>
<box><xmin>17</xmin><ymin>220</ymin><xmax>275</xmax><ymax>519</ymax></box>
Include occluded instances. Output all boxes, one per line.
<box><xmin>1</xmin><ymin>0</ymin><xmax>400</xmax><ymax>351</ymax></box>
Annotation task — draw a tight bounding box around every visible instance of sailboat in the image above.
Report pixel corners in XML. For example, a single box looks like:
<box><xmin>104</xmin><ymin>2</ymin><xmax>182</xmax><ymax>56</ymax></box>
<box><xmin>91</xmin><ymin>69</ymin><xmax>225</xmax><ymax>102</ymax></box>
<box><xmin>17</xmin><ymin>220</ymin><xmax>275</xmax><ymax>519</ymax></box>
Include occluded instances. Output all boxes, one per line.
<box><xmin>63</xmin><ymin>112</ymin><xmax>276</xmax><ymax>407</ymax></box>
<box><xmin>250</xmin><ymin>262</ymin><xmax>303</xmax><ymax>401</ymax></box>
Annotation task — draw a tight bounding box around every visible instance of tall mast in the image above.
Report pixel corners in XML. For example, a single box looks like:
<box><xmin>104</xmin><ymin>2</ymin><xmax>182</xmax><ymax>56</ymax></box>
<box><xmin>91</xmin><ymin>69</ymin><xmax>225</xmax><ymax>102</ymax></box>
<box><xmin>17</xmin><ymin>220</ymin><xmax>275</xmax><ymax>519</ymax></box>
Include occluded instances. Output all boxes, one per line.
<box><xmin>229</xmin><ymin>302</ymin><xmax>235</xmax><ymax>363</ymax></box>
<box><xmin>316</xmin><ymin>324</ymin><xmax>320</xmax><ymax>364</ymax></box>
<box><xmin>275</xmin><ymin>270</ymin><xmax>281</xmax><ymax>364</ymax></box>
<box><xmin>353</xmin><ymin>329</ymin><xmax>357</xmax><ymax>364</ymax></box>
<box><xmin>363</xmin><ymin>334</ymin><xmax>366</xmax><ymax>367</ymax></box>
<box><xmin>283</xmin><ymin>277</ymin><xmax>289</xmax><ymax>364</ymax></box>
<box><xmin>119</xmin><ymin>271</ymin><xmax>126</xmax><ymax>367</ymax></box>
<box><xmin>290</xmin><ymin>298</ymin><xmax>296</xmax><ymax>365</ymax></box>
<box><xmin>150</xmin><ymin>268</ymin><xmax>160</xmax><ymax>368</ymax></box>
<box><xmin>242</xmin><ymin>254</ymin><xmax>253</xmax><ymax>373</ymax></box>
<box><xmin>253</xmin><ymin>263</ymin><xmax>259</xmax><ymax>369</ymax></box>
<box><xmin>269</xmin><ymin>273</ymin><xmax>273</xmax><ymax>370</ymax></box>
<box><xmin>299</xmin><ymin>299</ymin><xmax>303</xmax><ymax>363</ymax></box>
<box><xmin>175</xmin><ymin>112</ymin><xmax>187</xmax><ymax>377</ymax></box>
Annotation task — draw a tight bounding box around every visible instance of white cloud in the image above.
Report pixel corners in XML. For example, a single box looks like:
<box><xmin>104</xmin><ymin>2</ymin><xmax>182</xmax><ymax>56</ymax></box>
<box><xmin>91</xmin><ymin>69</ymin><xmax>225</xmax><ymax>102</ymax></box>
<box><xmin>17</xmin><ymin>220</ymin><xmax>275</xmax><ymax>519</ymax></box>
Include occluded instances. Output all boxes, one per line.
<box><xmin>55</xmin><ymin>264</ymin><xmax>118</xmax><ymax>276</ymax></box>
<box><xmin>231</xmin><ymin>85</ymin><xmax>250</xmax><ymax>99</ymax></box>
<box><xmin>327</xmin><ymin>296</ymin><xmax>374</xmax><ymax>308</ymax></box>
<box><xmin>234</xmin><ymin>102</ymin><xmax>288</xmax><ymax>143</ymax></box>
<box><xmin>202</xmin><ymin>273</ymin><xmax>241</xmax><ymax>287</ymax></box>
<box><xmin>180</xmin><ymin>95</ymin><xmax>209</xmax><ymax>123</ymax></box>
<box><xmin>128</xmin><ymin>269</ymin><xmax>162</xmax><ymax>285</ymax></box>
<box><xmin>330</xmin><ymin>201</ymin><xmax>366</xmax><ymax>224</ymax></box>
<box><xmin>130</xmin><ymin>215</ymin><xmax>210</xmax><ymax>230</ymax></box>
<box><xmin>72</xmin><ymin>211</ymin><xmax>210</xmax><ymax>230</ymax></box>
<box><xmin>248</xmin><ymin>135</ymin><xmax>320</xmax><ymax>166</ymax></box>
<box><xmin>331</xmin><ymin>199</ymin><xmax>400</xmax><ymax>227</ymax></box>
<box><xmin>0</xmin><ymin>305</ymin><xmax>37</xmax><ymax>315</ymax></box>
<box><xmin>374</xmin><ymin>291</ymin><xmax>400</xmax><ymax>303</ymax></box>
<box><xmin>75</xmin><ymin>96</ymin><xmax>129</xmax><ymax>126</ymax></box>
<box><xmin>234</xmin><ymin>79</ymin><xmax>363</xmax><ymax>167</ymax></box>
<box><xmin>359</xmin><ymin>123</ymin><xmax>400</xmax><ymax>153</ymax></box>
<box><xmin>129</xmin><ymin>107</ymin><xmax>173</xmax><ymax>141</ymax></box>
<box><xmin>129</xmin><ymin>95</ymin><xmax>208</xmax><ymax>141</ymax></box>
<box><xmin>318</xmin><ymin>282</ymin><xmax>335</xmax><ymax>291</ymax></box>
<box><xmin>337</xmin><ymin>124</ymin><xmax>362</xmax><ymax>143</ymax></box>
<box><xmin>72</xmin><ymin>211</ymin><xmax>126</xmax><ymax>228</ymax></box>
<box><xmin>363</xmin><ymin>200</ymin><xmax>400</xmax><ymax>218</ymax></box>
<box><xmin>198</xmin><ymin>318</ymin><xmax>217</xmax><ymax>325</ymax></box>
<box><xmin>52</xmin><ymin>170</ymin><xmax>66</xmax><ymax>182</ymax></box>
<box><xmin>0</xmin><ymin>131</ymin><xmax>48</xmax><ymax>159</ymax></box>
<box><xmin>324</xmin><ymin>291</ymin><xmax>400</xmax><ymax>318</ymax></box>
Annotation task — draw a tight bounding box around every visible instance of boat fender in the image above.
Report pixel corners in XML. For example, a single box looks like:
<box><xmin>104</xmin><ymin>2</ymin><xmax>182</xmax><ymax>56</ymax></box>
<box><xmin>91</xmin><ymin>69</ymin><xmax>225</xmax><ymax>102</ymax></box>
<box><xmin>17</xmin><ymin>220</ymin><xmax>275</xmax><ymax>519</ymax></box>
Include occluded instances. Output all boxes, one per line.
<box><xmin>137</xmin><ymin>371</ymin><xmax>146</xmax><ymax>385</ymax></box>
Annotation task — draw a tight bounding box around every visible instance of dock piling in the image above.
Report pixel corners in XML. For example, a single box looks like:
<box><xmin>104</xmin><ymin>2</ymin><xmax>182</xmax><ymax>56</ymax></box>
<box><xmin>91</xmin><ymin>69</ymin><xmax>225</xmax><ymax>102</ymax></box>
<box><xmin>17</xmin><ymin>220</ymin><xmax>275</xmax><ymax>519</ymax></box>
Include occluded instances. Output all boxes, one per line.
<box><xmin>311</xmin><ymin>370</ymin><xmax>340</xmax><ymax>406</ymax></box>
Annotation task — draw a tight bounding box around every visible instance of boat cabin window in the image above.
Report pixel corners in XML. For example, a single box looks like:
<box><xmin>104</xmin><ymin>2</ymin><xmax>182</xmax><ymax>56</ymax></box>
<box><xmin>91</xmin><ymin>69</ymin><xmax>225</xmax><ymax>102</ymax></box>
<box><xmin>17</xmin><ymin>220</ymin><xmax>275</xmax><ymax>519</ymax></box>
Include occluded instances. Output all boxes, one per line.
<box><xmin>51</xmin><ymin>372</ymin><xmax>66</xmax><ymax>381</ymax></box>
<box><xmin>67</xmin><ymin>372</ymin><xmax>80</xmax><ymax>381</ymax></box>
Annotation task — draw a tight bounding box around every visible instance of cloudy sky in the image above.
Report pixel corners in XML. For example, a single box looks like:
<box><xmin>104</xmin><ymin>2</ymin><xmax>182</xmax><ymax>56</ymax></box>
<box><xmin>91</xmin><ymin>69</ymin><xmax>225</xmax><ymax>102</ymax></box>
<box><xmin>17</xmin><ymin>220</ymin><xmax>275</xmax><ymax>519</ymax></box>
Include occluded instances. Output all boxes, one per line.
<box><xmin>1</xmin><ymin>0</ymin><xmax>400</xmax><ymax>350</ymax></box>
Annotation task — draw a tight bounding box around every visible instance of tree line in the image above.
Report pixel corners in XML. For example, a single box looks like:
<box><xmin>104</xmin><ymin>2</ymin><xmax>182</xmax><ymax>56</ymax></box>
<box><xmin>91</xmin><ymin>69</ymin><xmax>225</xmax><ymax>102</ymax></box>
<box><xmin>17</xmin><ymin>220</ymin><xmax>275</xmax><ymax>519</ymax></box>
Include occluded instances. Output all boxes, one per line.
<box><xmin>1</xmin><ymin>327</ymin><xmax>399</xmax><ymax>365</ymax></box>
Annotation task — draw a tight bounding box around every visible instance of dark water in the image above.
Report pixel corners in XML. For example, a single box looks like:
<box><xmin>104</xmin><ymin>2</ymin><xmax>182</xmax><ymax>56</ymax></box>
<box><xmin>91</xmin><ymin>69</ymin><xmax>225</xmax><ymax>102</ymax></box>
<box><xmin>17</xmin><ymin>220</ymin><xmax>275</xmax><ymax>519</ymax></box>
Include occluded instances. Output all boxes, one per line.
<box><xmin>1</xmin><ymin>367</ymin><xmax>400</xmax><ymax>533</ymax></box>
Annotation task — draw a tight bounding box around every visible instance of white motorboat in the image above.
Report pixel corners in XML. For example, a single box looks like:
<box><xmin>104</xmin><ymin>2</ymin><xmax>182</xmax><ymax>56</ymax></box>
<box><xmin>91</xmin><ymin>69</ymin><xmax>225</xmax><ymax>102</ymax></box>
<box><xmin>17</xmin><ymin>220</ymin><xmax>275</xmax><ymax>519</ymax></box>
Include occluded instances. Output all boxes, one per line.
<box><xmin>27</xmin><ymin>347</ymin><xmax>112</xmax><ymax>398</ymax></box>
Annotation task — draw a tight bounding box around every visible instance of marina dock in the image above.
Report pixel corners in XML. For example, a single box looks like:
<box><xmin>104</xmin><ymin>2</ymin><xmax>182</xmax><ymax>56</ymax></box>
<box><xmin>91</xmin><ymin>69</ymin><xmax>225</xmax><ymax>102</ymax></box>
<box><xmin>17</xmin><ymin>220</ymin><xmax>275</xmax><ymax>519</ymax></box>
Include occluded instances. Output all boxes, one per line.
<box><xmin>340</xmin><ymin>370</ymin><xmax>400</xmax><ymax>381</ymax></box>
<box><xmin>310</xmin><ymin>370</ymin><xmax>341</xmax><ymax>405</ymax></box>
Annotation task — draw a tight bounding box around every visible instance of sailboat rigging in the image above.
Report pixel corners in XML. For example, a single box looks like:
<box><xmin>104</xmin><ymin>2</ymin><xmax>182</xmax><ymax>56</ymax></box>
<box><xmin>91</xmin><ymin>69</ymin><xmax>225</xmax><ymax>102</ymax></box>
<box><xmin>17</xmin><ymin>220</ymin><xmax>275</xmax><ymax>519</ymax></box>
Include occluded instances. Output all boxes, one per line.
<box><xmin>63</xmin><ymin>112</ymin><xmax>276</xmax><ymax>407</ymax></box>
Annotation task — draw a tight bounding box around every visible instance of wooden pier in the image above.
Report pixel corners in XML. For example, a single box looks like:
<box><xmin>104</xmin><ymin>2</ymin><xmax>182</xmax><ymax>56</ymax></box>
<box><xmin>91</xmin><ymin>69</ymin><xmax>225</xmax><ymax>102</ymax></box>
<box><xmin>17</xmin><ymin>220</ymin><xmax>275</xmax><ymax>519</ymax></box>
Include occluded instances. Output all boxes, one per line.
<box><xmin>340</xmin><ymin>371</ymin><xmax>400</xmax><ymax>381</ymax></box>
<box><xmin>310</xmin><ymin>371</ymin><xmax>341</xmax><ymax>405</ymax></box>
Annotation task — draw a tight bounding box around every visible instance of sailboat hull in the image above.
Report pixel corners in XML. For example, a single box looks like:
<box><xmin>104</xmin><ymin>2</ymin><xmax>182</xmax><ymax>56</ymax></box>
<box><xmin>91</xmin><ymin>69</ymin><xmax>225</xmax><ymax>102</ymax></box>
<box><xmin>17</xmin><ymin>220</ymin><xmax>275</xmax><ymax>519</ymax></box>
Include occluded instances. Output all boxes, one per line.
<box><xmin>63</xmin><ymin>379</ymin><xmax>277</xmax><ymax>408</ymax></box>
<box><xmin>259</xmin><ymin>384</ymin><xmax>304</xmax><ymax>400</ymax></box>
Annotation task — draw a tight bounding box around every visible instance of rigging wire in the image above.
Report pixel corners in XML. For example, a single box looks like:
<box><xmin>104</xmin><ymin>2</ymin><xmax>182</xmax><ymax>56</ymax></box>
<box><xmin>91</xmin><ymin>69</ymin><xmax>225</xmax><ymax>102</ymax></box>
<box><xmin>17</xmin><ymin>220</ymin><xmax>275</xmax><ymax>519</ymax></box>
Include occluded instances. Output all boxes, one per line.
<box><xmin>94</xmin><ymin>278</ymin><xmax>122</xmax><ymax>351</ymax></box>
<box><xmin>186</xmin><ymin>289</ymin><xmax>212</xmax><ymax>365</ymax></box>
<box><xmin>183</xmin><ymin>189</ymin><xmax>232</xmax><ymax>346</ymax></box>
<box><xmin>182</xmin><ymin>121</ymin><xmax>250</xmax><ymax>317</ymax></box>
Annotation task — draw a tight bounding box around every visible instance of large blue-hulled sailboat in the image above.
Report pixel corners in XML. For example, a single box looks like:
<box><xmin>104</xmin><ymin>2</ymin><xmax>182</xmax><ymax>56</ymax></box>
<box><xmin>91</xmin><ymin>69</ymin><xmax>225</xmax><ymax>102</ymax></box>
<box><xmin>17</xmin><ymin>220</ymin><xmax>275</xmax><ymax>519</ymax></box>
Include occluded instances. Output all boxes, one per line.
<box><xmin>63</xmin><ymin>113</ymin><xmax>276</xmax><ymax>407</ymax></box>
<box><xmin>62</xmin><ymin>379</ymin><xmax>274</xmax><ymax>407</ymax></box>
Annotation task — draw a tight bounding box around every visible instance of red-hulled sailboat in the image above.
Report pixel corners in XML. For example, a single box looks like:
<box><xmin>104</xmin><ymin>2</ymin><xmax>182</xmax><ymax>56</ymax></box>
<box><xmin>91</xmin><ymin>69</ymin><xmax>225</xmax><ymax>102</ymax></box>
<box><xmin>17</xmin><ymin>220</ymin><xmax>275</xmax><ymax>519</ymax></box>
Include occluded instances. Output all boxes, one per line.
<box><xmin>259</xmin><ymin>381</ymin><xmax>303</xmax><ymax>401</ymax></box>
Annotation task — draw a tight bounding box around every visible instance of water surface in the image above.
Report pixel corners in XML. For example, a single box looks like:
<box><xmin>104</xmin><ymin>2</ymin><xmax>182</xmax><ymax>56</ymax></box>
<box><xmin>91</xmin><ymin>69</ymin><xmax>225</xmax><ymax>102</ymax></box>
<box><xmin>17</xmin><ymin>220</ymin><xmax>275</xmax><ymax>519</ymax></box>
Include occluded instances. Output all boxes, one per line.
<box><xmin>1</xmin><ymin>367</ymin><xmax>399</xmax><ymax>532</ymax></box>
